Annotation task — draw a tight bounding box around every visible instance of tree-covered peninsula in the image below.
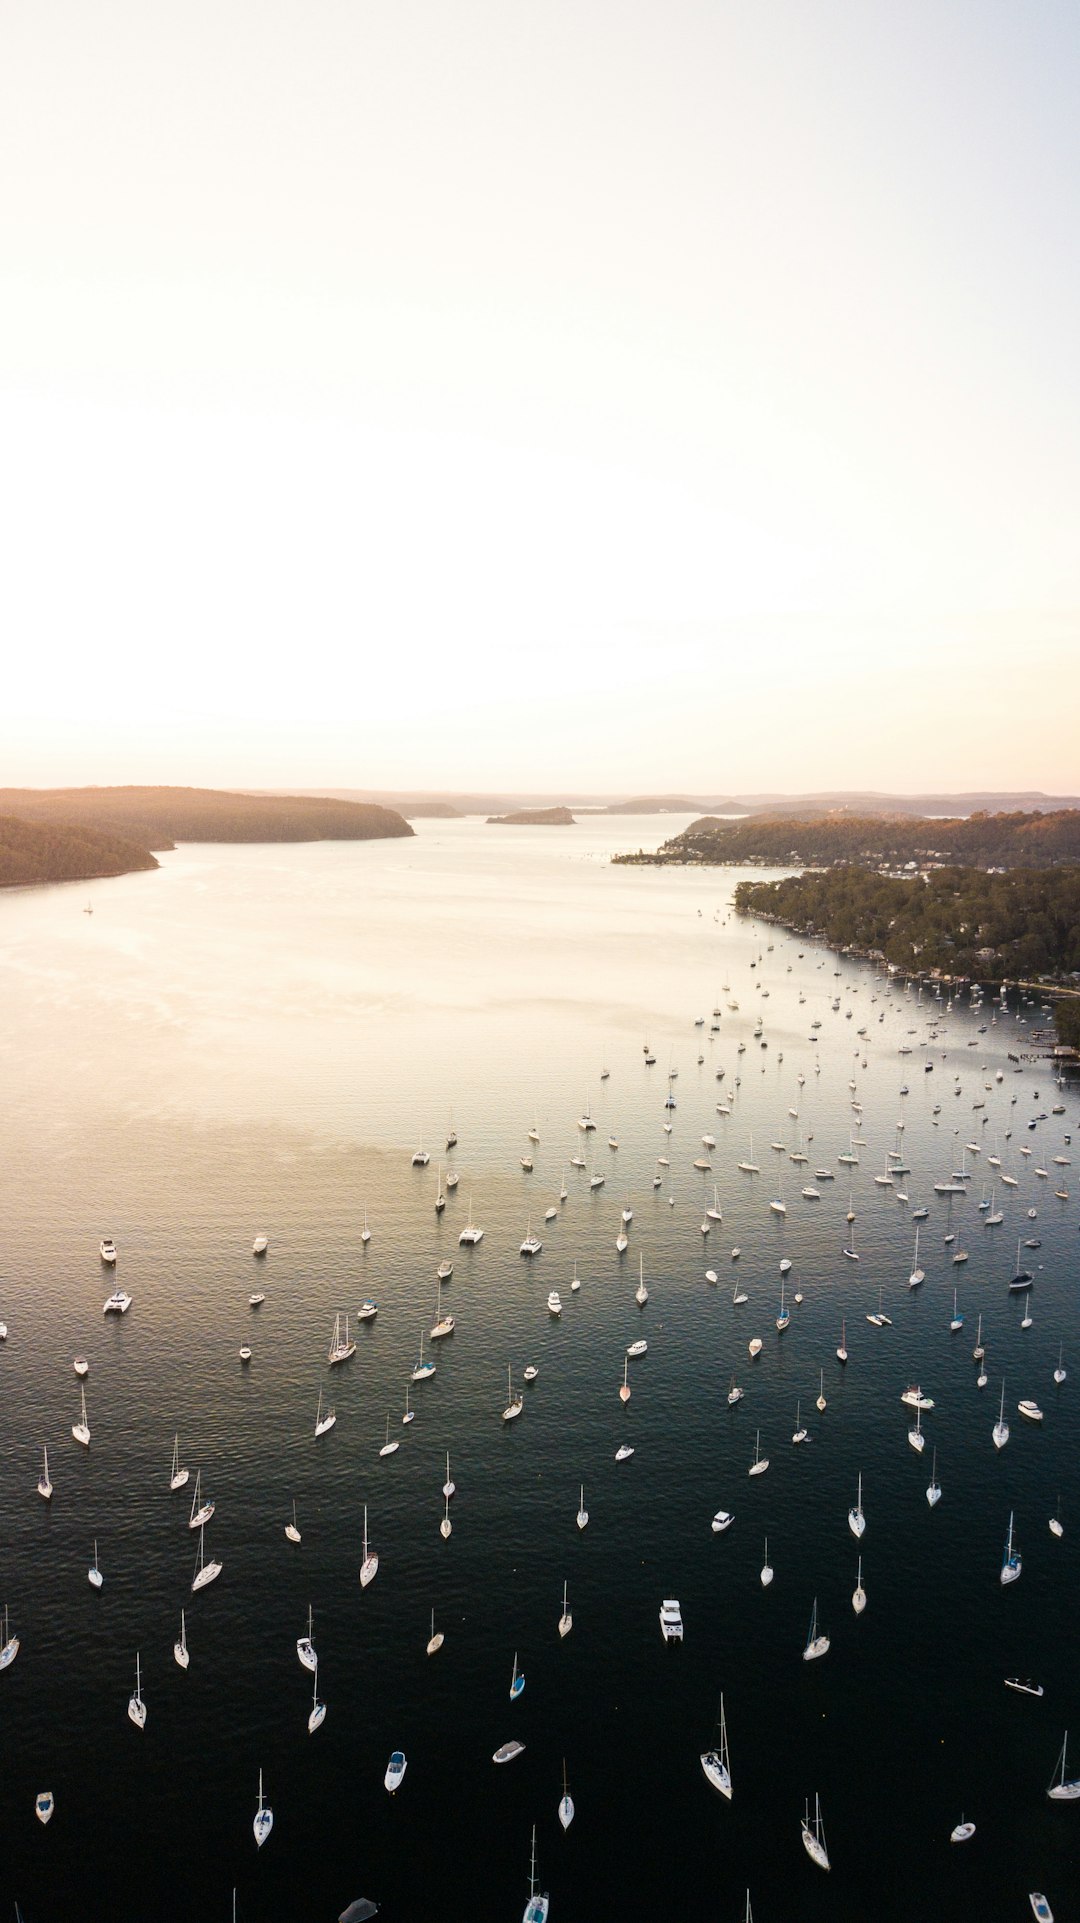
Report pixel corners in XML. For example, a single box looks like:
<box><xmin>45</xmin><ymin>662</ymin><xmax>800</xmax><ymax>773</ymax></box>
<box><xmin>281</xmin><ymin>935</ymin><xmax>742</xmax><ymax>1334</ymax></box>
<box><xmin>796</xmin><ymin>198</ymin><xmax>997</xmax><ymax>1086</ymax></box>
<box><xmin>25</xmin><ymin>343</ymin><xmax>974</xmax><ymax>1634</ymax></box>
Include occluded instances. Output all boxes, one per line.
<box><xmin>734</xmin><ymin>865</ymin><xmax>1080</xmax><ymax>987</ymax></box>
<box><xmin>0</xmin><ymin>786</ymin><xmax>413</xmax><ymax>850</ymax></box>
<box><xmin>0</xmin><ymin>814</ymin><xmax>159</xmax><ymax>888</ymax></box>
<box><xmin>617</xmin><ymin>810</ymin><xmax>1080</xmax><ymax>870</ymax></box>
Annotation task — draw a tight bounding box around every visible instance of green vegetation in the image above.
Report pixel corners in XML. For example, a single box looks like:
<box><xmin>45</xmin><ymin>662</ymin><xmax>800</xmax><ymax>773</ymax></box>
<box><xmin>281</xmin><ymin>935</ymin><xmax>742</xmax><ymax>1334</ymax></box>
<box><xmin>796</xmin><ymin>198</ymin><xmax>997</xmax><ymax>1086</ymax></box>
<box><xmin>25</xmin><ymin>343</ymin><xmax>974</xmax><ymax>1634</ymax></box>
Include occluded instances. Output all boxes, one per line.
<box><xmin>0</xmin><ymin>814</ymin><xmax>158</xmax><ymax>889</ymax></box>
<box><xmin>619</xmin><ymin>810</ymin><xmax>1080</xmax><ymax>869</ymax></box>
<box><xmin>1054</xmin><ymin>997</ymin><xmax>1080</xmax><ymax>1049</ymax></box>
<box><xmin>0</xmin><ymin>786</ymin><xmax>413</xmax><ymax>848</ymax></box>
<box><xmin>487</xmin><ymin>806</ymin><xmax>576</xmax><ymax>825</ymax></box>
<box><xmin>735</xmin><ymin>866</ymin><xmax>1080</xmax><ymax>985</ymax></box>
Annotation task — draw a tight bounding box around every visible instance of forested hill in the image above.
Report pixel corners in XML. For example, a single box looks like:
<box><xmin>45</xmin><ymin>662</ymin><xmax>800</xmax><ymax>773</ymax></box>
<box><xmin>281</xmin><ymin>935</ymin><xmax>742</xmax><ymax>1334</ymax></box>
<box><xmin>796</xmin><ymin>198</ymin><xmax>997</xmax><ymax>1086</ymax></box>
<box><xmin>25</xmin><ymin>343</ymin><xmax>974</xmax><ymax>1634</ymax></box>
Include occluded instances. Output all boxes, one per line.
<box><xmin>0</xmin><ymin>787</ymin><xmax>413</xmax><ymax>849</ymax></box>
<box><xmin>625</xmin><ymin>810</ymin><xmax>1080</xmax><ymax>869</ymax></box>
<box><xmin>0</xmin><ymin>814</ymin><xmax>159</xmax><ymax>888</ymax></box>
<box><xmin>735</xmin><ymin>866</ymin><xmax>1080</xmax><ymax>985</ymax></box>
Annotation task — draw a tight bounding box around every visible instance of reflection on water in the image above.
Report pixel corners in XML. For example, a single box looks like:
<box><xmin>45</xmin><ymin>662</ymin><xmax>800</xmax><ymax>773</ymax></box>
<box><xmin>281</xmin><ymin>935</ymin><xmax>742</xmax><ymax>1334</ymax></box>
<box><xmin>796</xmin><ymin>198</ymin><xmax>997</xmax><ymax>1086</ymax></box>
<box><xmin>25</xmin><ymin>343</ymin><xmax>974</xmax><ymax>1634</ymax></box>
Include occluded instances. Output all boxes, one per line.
<box><xmin>0</xmin><ymin>820</ymin><xmax>1076</xmax><ymax>1921</ymax></box>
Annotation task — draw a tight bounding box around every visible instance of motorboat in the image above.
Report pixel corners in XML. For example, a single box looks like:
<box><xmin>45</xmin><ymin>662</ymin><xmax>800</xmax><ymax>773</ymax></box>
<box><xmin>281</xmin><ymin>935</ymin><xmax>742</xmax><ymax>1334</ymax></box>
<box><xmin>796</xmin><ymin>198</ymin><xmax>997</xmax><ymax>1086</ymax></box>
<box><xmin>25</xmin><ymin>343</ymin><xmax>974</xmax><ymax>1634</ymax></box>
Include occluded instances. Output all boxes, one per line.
<box><xmin>659</xmin><ymin>1599</ymin><xmax>683</xmax><ymax>1642</ymax></box>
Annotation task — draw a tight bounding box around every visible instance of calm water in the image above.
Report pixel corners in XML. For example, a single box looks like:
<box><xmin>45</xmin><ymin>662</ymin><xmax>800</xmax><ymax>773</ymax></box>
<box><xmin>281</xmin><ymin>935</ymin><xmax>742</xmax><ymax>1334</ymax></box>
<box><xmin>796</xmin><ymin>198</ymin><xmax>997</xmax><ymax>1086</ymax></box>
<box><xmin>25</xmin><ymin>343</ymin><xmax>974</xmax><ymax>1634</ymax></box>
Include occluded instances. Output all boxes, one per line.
<box><xmin>1</xmin><ymin>818</ymin><xmax>1078</xmax><ymax>1923</ymax></box>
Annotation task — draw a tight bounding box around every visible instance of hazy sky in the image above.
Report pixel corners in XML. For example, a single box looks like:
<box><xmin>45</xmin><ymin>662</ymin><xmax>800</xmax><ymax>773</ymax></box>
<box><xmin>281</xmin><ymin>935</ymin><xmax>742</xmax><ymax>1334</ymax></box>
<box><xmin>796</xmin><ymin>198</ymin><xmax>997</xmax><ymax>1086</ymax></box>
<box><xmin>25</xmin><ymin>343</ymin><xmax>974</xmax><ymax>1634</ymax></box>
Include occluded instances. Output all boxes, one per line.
<box><xmin>2</xmin><ymin>0</ymin><xmax>1078</xmax><ymax>794</ymax></box>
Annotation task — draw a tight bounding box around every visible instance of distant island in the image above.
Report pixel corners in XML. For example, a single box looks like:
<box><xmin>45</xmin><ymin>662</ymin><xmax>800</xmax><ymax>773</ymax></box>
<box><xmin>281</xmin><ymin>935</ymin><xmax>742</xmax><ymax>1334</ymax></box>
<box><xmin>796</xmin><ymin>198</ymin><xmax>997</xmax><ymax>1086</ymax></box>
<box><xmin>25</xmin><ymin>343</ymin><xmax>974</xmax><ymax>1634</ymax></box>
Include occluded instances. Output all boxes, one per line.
<box><xmin>0</xmin><ymin>814</ymin><xmax>160</xmax><ymax>890</ymax></box>
<box><xmin>735</xmin><ymin>864</ymin><xmax>1080</xmax><ymax>1000</ymax></box>
<box><xmin>487</xmin><ymin>806</ymin><xmax>576</xmax><ymax>826</ymax></box>
<box><xmin>0</xmin><ymin>785</ymin><xmax>412</xmax><ymax>890</ymax></box>
<box><xmin>615</xmin><ymin>810</ymin><xmax>1080</xmax><ymax>870</ymax></box>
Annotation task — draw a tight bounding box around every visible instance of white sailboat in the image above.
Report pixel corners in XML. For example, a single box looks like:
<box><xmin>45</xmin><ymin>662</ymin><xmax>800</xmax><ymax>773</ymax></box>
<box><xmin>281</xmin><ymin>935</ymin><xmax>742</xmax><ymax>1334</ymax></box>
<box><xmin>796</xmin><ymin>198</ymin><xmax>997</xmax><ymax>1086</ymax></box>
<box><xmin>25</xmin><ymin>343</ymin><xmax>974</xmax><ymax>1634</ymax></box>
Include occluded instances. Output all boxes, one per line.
<box><xmin>253</xmin><ymin>1769</ymin><xmax>273</xmax><ymax>1847</ymax></box>
<box><xmin>576</xmin><ymin>1483</ymin><xmax>589</xmax><ymax>1530</ymax></box>
<box><xmin>852</xmin><ymin>1555</ymin><xmax>866</xmax><ymax>1614</ymax></box>
<box><xmin>1046</xmin><ymin>1731</ymin><xmax>1080</xmax><ymax>1801</ymax></box>
<box><xmin>426</xmin><ymin>1608</ymin><xmax>444</xmax><ymax>1655</ymax></box>
<box><xmin>907</xmin><ymin>1404</ymin><xmax>926</xmax><ymax>1453</ymax></box>
<box><xmin>635</xmin><ymin>1253</ymin><xmax>648</xmax><ymax>1306</ymax></box>
<box><xmin>169</xmin><ymin>1434</ymin><xmax>189</xmax><ymax>1491</ymax></box>
<box><xmin>803</xmin><ymin>1598</ymin><xmax>829</xmax><ymax>1661</ymax></box>
<box><xmin>359</xmin><ymin>1504</ymin><xmax>378</xmax><ymax>1587</ymax></box>
<box><xmin>848</xmin><ymin>1472</ymin><xmax>865</xmax><ymax>1539</ymax></box>
<box><xmin>992</xmin><ymin>1379</ymin><xmax>1010</xmax><ymax>1450</ymax></box>
<box><xmin>926</xmin><ymin>1448</ymin><xmax>942</xmax><ymax>1507</ymax></box>
<box><xmin>760</xmin><ymin>1536</ymin><xmax>773</xmax><ymax>1586</ymax></box>
<box><xmin>379</xmin><ymin>1415</ymin><xmax>400</xmax><ymax>1458</ymax></box>
<box><xmin>700</xmin><ymin>1693</ymin><xmax>732</xmax><ymax>1798</ymax></box>
<box><xmin>307</xmin><ymin>1661</ymin><xmax>326</xmax><ymax>1733</ymax></box>
<box><xmin>174</xmin><ymin>1608</ymin><xmax>189</xmax><ymax>1669</ymax></box>
<box><xmin>553</xmin><ymin>1576</ymin><xmax>572</xmax><ymax>1638</ymax></box>
<box><xmin>1000</xmin><ymin>1510</ymin><xmax>1021</xmax><ymax>1585</ymax></box>
<box><xmin>191</xmin><ymin>1522</ymin><xmax>222</xmax><ymax>1592</ymax></box>
<box><xmin>558</xmin><ymin>1758</ymin><xmax>575</xmax><ymax>1830</ymax></box>
<box><xmin>411</xmin><ymin>1332</ymin><xmax>436</xmax><ymax>1381</ymax></box>
<box><xmin>510</xmin><ymin>1650</ymin><xmax>525</xmax><ymax>1700</ymax></box>
<box><xmin>502</xmin><ymin>1364</ymin><xmax>524</xmax><ymax>1421</ymax></box>
<box><xmin>327</xmin><ymin>1312</ymin><xmax>355</xmax><ymax>1366</ymax></box>
<box><xmin>285</xmin><ymin>1499</ymin><xmax>302</xmax><ymax>1542</ymax></box>
<box><xmin>297</xmin><ymin>1605</ymin><xmax>317</xmax><ymax>1671</ymax></box>
<box><xmin>315</xmin><ymin>1386</ymin><xmax>336</xmax><ymax>1436</ymax></box>
<box><xmin>37</xmin><ymin>1444</ymin><xmax>53</xmax><ymax>1501</ymax></box>
<box><xmin>748</xmin><ymin>1429</ymin><xmax>769</xmax><ymax>1476</ymax></box>
<box><xmin>440</xmin><ymin>1489</ymin><xmax>452</xmax><ymax>1539</ymax></box>
<box><xmin>458</xmin><ymin>1193</ymin><xmax>483</xmax><ymax>1244</ymax></box>
<box><xmin>522</xmin><ymin>1824</ymin><xmax>549</xmax><ymax>1923</ymax></box>
<box><xmin>836</xmin><ymin>1318</ymin><xmax>848</xmax><ymax>1363</ymax></box>
<box><xmin>72</xmin><ymin>1386</ymin><xmax>90</xmax><ymax>1448</ymax></box>
<box><xmin>619</xmin><ymin>1357</ymin><xmax>631</xmax><ymax>1403</ymax></box>
<box><xmin>801</xmin><ymin>1792</ymin><xmax>830</xmax><ymax>1869</ymax></box>
<box><xmin>188</xmin><ymin>1470</ymin><xmax>214</xmax><ymax>1528</ymax></box>
<box><xmin>816</xmin><ymin>1368</ymin><xmax>827</xmax><ymax>1413</ymax></box>
<box><xmin>88</xmin><ymin>1537</ymin><xmax>103</xmax><ymax>1589</ymax></box>
<box><xmin>0</xmin><ymin>1606</ymin><xmax>20</xmax><ymax>1671</ymax></box>
<box><xmin>127</xmin><ymin>1652</ymin><xmax>147</xmax><ymax>1730</ymax></box>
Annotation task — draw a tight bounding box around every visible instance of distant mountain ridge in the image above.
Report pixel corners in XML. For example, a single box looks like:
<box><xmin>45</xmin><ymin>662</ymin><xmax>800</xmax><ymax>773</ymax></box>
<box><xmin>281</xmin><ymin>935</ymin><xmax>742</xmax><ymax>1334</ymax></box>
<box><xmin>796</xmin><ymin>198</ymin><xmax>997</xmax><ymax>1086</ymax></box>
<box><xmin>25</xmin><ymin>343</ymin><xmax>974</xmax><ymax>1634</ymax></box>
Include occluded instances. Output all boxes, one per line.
<box><xmin>282</xmin><ymin>787</ymin><xmax>1080</xmax><ymax>818</ymax></box>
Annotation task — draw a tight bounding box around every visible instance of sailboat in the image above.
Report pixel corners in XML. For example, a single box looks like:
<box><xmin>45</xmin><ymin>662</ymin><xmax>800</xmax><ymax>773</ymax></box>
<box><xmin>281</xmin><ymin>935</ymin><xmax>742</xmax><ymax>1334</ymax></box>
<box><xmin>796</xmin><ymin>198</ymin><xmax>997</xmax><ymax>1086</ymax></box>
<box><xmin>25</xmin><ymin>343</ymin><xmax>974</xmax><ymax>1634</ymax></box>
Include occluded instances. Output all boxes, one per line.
<box><xmin>285</xmin><ymin>1500</ymin><xmax>301</xmax><ymax>1542</ymax></box>
<box><xmin>635</xmin><ymin>1253</ymin><xmax>648</xmax><ymax>1305</ymax></box>
<box><xmin>700</xmin><ymin>1693</ymin><xmax>732</xmax><ymax>1798</ymax></box>
<box><xmin>848</xmin><ymin>1472</ymin><xmax>865</xmax><ymax>1539</ymax></box>
<box><xmin>361</xmin><ymin>1205</ymin><xmax>371</xmax><ymax>1243</ymax></box>
<box><xmin>127</xmin><ymin>1653</ymin><xmax>147</xmax><ymax>1729</ymax></box>
<box><xmin>72</xmin><ymin>1386</ymin><xmax>90</xmax><ymax>1447</ymax></box>
<box><xmin>576</xmin><ymin>1483</ymin><xmax>589</xmax><ymax>1530</ymax></box>
<box><xmin>760</xmin><ymin>1537</ymin><xmax>774</xmax><ymax>1586</ymax></box>
<box><xmin>1000</xmin><ymin>1510</ymin><xmax>1021</xmax><ymax>1585</ymax></box>
<box><xmin>816</xmin><ymin>1368</ymin><xmax>827</xmax><ymax>1413</ymax></box>
<box><xmin>253</xmin><ymin>1769</ymin><xmax>273</xmax><ymax>1847</ymax></box>
<box><xmin>509</xmin><ymin>1651</ymin><xmax>525</xmax><ymax>1700</ymax></box>
<box><xmin>191</xmin><ymin>1522</ymin><xmax>222</xmax><ymax>1591</ymax></box>
<box><xmin>748</xmin><ymin>1429</ymin><xmax>769</xmax><ymax>1476</ymax></box>
<box><xmin>558</xmin><ymin>1758</ymin><xmax>575</xmax><ymax>1829</ymax></box>
<box><xmin>307</xmin><ymin>1662</ymin><xmax>326</xmax><ymax>1733</ymax></box>
<box><xmin>973</xmin><ymin>1314</ymin><xmax>985</xmax><ymax>1360</ymax></box>
<box><xmin>174</xmin><ymin>1608</ymin><xmax>189</xmax><ymax>1669</ymax></box>
<box><xmin>502</xmin><ymin>1365</ymin><xmax>524</xmax><ymax>1421</ymax></box>
<box><xmin>315</xmin><ymin>1386</ymin><xmax>336</xmax><ymax>1436</ymax></box>
<box><xmin>37</xmin><ymin>1444</ymin><xmax>53</xmax><ymax>1500</ymax></box>
<box><xmin>0</xmin><ymin>1606</ymin><xmax>19</xmax><ymax>1671</ymax></box>
<box><xmin>737</xmin><ymin>1134</ymin><xmax>760</xmax><ymax>1173</ymax></box>
<box><xmin>843</xmin><ymin>1220</ymin><xmax>859</xmax><ymax>1260</ymax></box>
<box><xmin>558</xmin><ymin>1580</ymin><xmax>572</xmax><ymax>1638</ymax></box>
<box><xmin>775</xmin><ymin>1281</ymin><xmax>789</xmax><ymax>1332</ymax></box>
<box><xmin>402</xmin><ymin>1383</ymin><xmax>414</xmax><ymax>1425</ymax></box>
<box><xmin>379</xmin><ymin>1415</ymin><xmax>400</xmax><ymax>1459</ymax></box>
<box><xmin>188</xmin><ymin>1470</ymin><xmax>214</xmax><ymax>1528</ymax></box>
<box><xmin>430</xmin><ymin>1279</ymin><xmax>455</xmax><ymax>1339</ymax></box>
<box><xmin>443</xmin><ymin>1451</ymin><xmax>455</xmax><ymax>1498</ymax></box>
<box><xmin>1046</xmin><ymin>1732</ymin><xmax>1080</xmax><ymax>1800</ymax></box>
<box><xmin>619</xmin><ymin>1357</ymin><xmax>631</xmax><ymax>1403</ymax></box>
<box><xmin>440</xmin><ymin>1490</ymin><xmax>452</xmax><ymax>1539</ymax></box>
<box><xmin>522</xmin><ymin>1824</ymin><xmax>549</xmax><ymax>1923</ymax></box>
<box><xmin>801</xmin><ymin>1793</ymin><xmax>830</xmax><ymax>1869</ymax></box>
<box><xmin>434</xmin><ymin>1167</ymin><xmax>446</xmax><ymax>1212</ymax></box>
<box><xmin>993</xmin><ymin>1379</ymin><xmax>1010</xmax><ymax>1450</ymax></box>
<box><xmin>926</xmin><ymin>1448</ymin><xmax>942</xmax><ymax>1507</ymax></box>
<box><xmin>1054</xmin><ymin>1345</ymin><xmax>1066</xmax><ymax>1385</ymax></box>
<box><xmin>836</xmin><ymin>1318</ymin><xmax>848</xmax><ymax>1363</ymax></box>
<box><xmin>426</xmin><ymin>1608</ymin><xmax>444</xmax><ymax>1656</ymax></box>
<box><xmin>803</xmin><ymin>1598</ymin><xmax>829</xmax><ymax>1660</ymax></box>
<box><xmin>411</xmin><ymin>1332</ymin><xmax>436</xmax><ymax>1381</ymax></box>
<box><xmin>328</xmin><ymin>1312</ymin><xmax>355</xmax><ymax>1365</ymax></box>
<box><xmin>852</xmin><ymin>1555</ymin><xmax>866</xmax><ymax>1614</ymax></box>
<box><xmin>905</xmin><ymin>1227</ymin><xmax>925</xmax><ymax>1288</ymax></box>
<box><xmin>88</xmin><ymin>1538</ymin><xmax>103</xmax><ymax>1589</ymax></box>
<box><xmin>458</xmin><ymin>1194</ymin><xmax>483</xmax><ymax>1245</ymax></box>
<box><xmin>950</xmin><ymin>1288</ymin><xmax>964</xmax><ymax>1331</ymax></box>
<box><xmin>170</xmin><ymin>1434</ymin><xmax>189</xmax><ymax>1491</ymax></box>
<box><xmin>908</xmin><ymin>1404</ymin><xmax>926</xmax><ymax>1453</ymax></box>
<box><xmin>359</xmin><ymin>1505</ymin><xmax>378</xmax><ymax>1587</ymax></box>
<box><xmin>297</xmin><ymin>1605</ymin><xmax>317</xmax><ymax>1670</ymax></box>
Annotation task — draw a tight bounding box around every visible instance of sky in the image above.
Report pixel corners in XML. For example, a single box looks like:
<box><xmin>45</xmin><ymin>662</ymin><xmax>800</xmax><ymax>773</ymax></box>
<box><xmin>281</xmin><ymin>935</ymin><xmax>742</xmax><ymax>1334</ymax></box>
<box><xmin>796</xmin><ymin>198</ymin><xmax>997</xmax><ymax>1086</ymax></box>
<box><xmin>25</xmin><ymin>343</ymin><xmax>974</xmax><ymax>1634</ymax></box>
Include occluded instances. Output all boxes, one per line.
<box><xmin>2</xmin><ymin>0</ymin><xmax>1079</xmax><ymax>796</ymax></box>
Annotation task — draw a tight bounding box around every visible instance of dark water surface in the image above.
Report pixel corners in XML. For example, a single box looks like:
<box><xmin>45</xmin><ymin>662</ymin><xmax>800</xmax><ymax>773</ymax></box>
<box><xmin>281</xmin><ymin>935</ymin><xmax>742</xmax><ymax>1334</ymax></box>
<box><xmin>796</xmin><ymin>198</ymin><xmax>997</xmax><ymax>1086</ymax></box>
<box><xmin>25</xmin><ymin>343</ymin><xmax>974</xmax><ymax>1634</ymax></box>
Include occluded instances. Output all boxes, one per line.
<box><xmin>0</xmin><ymin>820</ymin><xmax>1077</xmax><ymax>1922</ymax></box>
